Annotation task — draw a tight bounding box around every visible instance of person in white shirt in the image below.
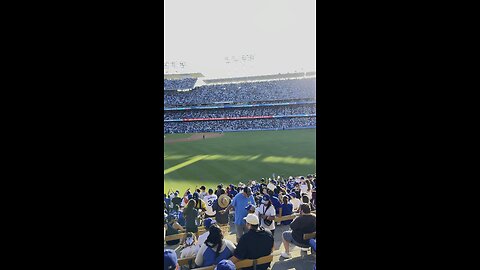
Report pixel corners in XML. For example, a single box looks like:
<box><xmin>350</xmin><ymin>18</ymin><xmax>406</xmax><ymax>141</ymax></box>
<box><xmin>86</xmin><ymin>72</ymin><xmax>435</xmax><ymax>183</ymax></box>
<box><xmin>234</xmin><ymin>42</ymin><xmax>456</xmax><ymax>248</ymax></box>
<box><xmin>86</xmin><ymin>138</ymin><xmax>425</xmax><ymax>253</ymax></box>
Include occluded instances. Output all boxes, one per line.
<box><xmin>290</xmin><ymin>192</ymin><xmax>301</xmax><ymax>212</ymax></box>
<box><xmin>203</xmin><ymin>189</ymin><xmax>217</xmax><ymax>218</ymax></box>
<box><xmin>180</xmin><ymin>232</ymin><xmax>200</xmax><ymax>258</ymax></box>
<box><xmin>255</xmin><ymin>194</ymin><xmax>276</xmax><ymax>237</ymax></box>
<box><xmin>197</xmin><ymin>218</ymin><xmax>215</xmax><ymax>247</ymax></box>
<box><xmin>199</xmin><ymin>186</ymin><xmax>207</xmax><ymax>200</ymax></box>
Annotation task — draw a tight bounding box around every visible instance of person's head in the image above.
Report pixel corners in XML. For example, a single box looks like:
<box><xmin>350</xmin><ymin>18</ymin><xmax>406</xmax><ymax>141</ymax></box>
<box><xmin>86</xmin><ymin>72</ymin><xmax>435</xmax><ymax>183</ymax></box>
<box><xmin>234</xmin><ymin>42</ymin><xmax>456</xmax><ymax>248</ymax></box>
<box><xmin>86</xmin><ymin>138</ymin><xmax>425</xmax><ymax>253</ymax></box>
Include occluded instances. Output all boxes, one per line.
<box><xmin>200</xmin><ymin>185</ymin><xmax>206</xmax><ymax>191</ymax></box>
<box><xmin>243</xmin><ymin>187</ymin><xmax>252</xmax><ymax>198</ymax></box>
<box><xmin>282</xmin><ymin>195</ymin><xmax>290</xmax><ymax>204</ymax></box>
<box><xmin>289</xmin><ymin>192</ymin><xmax>297</xmax><ymax>199</ymax></box>
<box><xmin>167</xmin><ymin>214</ymin><xmax>176</xmax><ymax>224</ymax></box>
<box><xmin>299</xmin><ymin>203</ymin><xmax>311</xmax><ymax>215</ymax></box>
<box><xmin>262</xmin><ymin>195</ymin><xmax>271</xmax><ymax>207</ymax></box>
<box><xmin>193</xmin><ymin>192</ymin><xmax>199</xmax><ymax>200</ymax></box>
<box><xmin>164</xmin><ymin>249</ymin><xmax>179</xmax><ymax>270</ymax></box>
<box><xmin>215</xmin><ymin>259</ymin><xmax>236</xmax><ymax>270</ymax></box>
<box><xmin>244</xmin><ymin>213</ymin><xmax>260</xmax><ymax>231</ymax></box>
<box><xmin>245</xmin><ymin>204</ymin><xmax>256</xmax><ymax>214</ymax></box>
<box><xmin>219</xmin><ymin>188</ymin><xmax>226</xmax><ymax>195</ymax></box>
<box><xmin>267</xmin><ymin>189</ymin><xmax>274</xmax><ymax>197</ymax></box>
<box><xmin>206</xmin><ymin>224</ymin><xmax>224</xmax><ymax>257</ymax></box>
<box><xmin>302</xmin><ymin>195</ymin><xmax>310</xmax><ymax>204</ymax></box>
<box><xmin>184</xmin><ymin>232</ymin><xmax>197</xmax><ymax>247</ymax></box>
<box><xmin>204</xmin><ymin>218</ymin><xmax>216</xmax><ymax>230</ymax></box>
<box><xmin>208</xmin><ymin>188</ymin><xmax>213</xmax><ymax>195</ymax></box>
<box><xmin>184</xmin><ymin>199</ymin><xmax>196</xmax><ymax>213</ymax></box>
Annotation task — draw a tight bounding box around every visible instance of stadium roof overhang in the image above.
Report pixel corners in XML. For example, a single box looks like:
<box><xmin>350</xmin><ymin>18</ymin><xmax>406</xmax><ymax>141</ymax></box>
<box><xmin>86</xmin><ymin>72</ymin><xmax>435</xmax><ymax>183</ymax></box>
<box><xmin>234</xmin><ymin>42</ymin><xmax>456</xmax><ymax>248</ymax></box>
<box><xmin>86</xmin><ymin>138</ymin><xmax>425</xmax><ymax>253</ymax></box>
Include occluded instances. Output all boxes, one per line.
<box><xmin>163</xmin><ymin>73</ymin><xmax>204</xmax><ymax>79</ymax></box>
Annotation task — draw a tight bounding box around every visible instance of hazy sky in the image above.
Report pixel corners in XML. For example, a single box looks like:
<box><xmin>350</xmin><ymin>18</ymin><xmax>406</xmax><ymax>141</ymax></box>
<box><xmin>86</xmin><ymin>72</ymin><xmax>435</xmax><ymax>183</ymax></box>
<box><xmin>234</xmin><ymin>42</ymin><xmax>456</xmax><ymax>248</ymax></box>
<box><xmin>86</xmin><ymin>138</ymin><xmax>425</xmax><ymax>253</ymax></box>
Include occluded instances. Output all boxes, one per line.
<box><xmin>164</xmin><ymin>0</ymin><xmax>316</xmax><ymax>77</ymax></box>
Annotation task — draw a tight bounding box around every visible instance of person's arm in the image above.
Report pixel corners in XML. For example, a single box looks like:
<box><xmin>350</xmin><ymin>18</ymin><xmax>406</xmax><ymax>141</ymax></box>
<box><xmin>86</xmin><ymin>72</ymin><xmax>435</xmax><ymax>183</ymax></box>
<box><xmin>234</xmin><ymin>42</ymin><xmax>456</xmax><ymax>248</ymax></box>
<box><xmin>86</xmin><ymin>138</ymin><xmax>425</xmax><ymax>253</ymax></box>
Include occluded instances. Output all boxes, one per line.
<box><xmin>230</xmin><ymin>256</ymin><xmax>241</xmax><ymax>264</ymax></box>
<box><xmin>173</xmin><ymin>222</ymin><xmax>184</xmax><ymax>231</ymax></box>
<box><xmin>195</xmin><ymin>244</ymin><xmax>206</xmax><ymax>267</ymax></box>
<box><xmin>266</xmin><ymin>207</ymin><xmax>276</xmax><ymax>221</ymax></box>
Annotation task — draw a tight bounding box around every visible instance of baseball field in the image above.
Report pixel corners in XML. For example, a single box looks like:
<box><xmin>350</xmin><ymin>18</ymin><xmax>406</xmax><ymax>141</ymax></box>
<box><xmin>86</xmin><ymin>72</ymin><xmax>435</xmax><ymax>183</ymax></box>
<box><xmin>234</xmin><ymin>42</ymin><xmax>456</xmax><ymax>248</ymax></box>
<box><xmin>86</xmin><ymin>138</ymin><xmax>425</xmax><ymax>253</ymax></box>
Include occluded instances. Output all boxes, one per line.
<box><xmin>163</xmin><ymin>129</ymin><xmax>316</xmax><ymax>193</ymax></box>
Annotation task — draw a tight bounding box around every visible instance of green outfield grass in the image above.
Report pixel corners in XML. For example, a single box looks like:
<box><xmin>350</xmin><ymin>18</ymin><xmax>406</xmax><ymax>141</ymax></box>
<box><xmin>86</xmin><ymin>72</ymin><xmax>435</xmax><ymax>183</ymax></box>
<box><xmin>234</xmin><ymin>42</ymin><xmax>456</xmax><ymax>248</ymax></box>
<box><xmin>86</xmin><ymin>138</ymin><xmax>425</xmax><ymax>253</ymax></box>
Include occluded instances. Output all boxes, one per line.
<box><xmin>163</xmin><ymin>129</ymin><xmax>316</xmax><ymax>194</ymax></box>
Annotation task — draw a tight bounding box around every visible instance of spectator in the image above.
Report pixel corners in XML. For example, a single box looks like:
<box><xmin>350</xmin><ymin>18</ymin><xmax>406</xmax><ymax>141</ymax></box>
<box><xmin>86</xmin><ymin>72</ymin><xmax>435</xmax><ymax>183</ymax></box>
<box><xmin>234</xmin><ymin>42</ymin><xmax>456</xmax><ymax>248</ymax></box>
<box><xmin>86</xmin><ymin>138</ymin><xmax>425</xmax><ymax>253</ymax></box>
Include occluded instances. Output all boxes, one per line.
<box><xmin>230</xmin><ymin>214</ymin><xmax>274</xmax><ymax>270</ymax></box>
<box><xmin>199</xmin><ymin>185</ymin><xmax>207</xmax><ymax>199</ymax></box>
<box><xmin>280</xmin><ymin>204</ymin><xmax>316</xmax><ymax>258</ymax></box>
<box><xmin>203</xmin><ymin>189</ymin><xmax>218</xmax><ymax>218</ymax></box>
<box><xmin>171</xmin><ymin>192</ymin><xmax>182</xmax><ymax>208</ymax></box>
<box><xmin>195</xmin><ymin>224</ymin><xmax>236</xmax><ymax>267</ymax></box>
<box><xmin>184</xmin><ymin>199</ymin><xmax>199</xmax><ymax>233</ymax></box>
<box><xmin>198</xmin><ymin>218</ymin><xmax>215</xmax><ymax>247</ymax></box>
<box><xmin>255</xmin><ymin>195</ymin><xmax>276</xmax><ymax>237</ymax></box>
<box><xmin>164</xmin><ymin>249</ymin><xmax>179</xmax><ymax>270</ymax></box>
<box><xmin>223</xmin><ymin>187</ymin><xmax>255</xmax><ymax>243</ymax></box>
<box><xmin>290</xmin><ymin>192</ymin><xmax>301</xmax><ymax>212</ymax></box>
<box><xmin>215</xmin><ymin>259</ymin><xmax>236</xmax><ymax>270</ymax></box>
<box><xmin>212</xmin><ymin>192</ymin><xmax>230</xmax><ymax>225</ymax></box>
<box><xmin>165</xmin><ymin>214</ymin><xmax>183</xmax><ymax>246</ymax></box>
<box><xmin>193</xmin><ymin>192</ymin><xmax>207</xmax><ymax>212</ymax></box>
<box><xmin>180</xmin><ymin>232</ymin><xmax>200</xmax><ymax>258</ymax></box>
<box><xmin>280</xmin><ymin>195</ymin><xmax>294</xmax><ymax>225</ymax></box>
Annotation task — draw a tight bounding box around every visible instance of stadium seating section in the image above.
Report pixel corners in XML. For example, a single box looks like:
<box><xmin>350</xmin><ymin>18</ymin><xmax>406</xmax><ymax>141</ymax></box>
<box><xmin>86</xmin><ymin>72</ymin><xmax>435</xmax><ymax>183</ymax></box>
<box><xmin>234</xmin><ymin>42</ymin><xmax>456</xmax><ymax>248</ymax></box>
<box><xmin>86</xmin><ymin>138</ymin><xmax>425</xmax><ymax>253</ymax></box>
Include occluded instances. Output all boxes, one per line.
<box><xmin>163</xmin><ymin>75</ymin><xmax>317</xmax><ymax>134</ymax></box>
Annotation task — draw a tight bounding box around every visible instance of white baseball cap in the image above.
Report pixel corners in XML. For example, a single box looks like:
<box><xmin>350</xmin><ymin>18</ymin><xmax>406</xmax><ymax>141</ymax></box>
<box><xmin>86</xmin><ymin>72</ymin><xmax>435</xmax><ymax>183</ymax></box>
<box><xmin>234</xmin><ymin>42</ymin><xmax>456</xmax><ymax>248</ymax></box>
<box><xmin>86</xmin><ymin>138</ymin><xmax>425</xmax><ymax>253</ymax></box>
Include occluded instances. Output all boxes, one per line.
<box><xmin>243</xmin><ymin>214</ymin><xmax>259</xmax><ymax>225</ymax></box>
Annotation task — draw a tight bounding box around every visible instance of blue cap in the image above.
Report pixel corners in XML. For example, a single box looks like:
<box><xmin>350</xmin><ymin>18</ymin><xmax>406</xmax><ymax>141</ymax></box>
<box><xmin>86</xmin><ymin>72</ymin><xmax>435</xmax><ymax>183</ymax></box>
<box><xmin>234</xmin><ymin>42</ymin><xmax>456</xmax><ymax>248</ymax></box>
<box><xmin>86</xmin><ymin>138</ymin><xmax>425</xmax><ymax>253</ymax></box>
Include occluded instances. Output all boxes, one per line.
<box><xmin>187</xmin><ymin>194</ymin><xmax>193</xmax><ymax>200</ymax></box>
<box><xmin>193</xmin><ymin>192</ymin><xmax>199</xmax><ymax>199</ymax></box>
<box><xmin>164</xmin><ymin>249</ymin><xmax>178</xmax><ymax>270</ymax></box>
<box><xmin>204</xmin><ymin>218</ymin><xmax>216</xmax><ymax>230</ymax></box>
<box><xmin>289</xmin><ymin>192</ymin><xmax>297</xmax><ymax>198</ymax></box>
<box><xmin>262</xmin><ymin>195</ymin><xmax>270</xmax><ymax>202</ymax></box>
<box><xmin>215</xmin><ymin>259</ymin><xmax>236</xmax><ymax>270</ymax></box>
<box><xmin>245</xmin><ymin>204</ymin><xmax>255</xmax><ymax>211</ymax></box>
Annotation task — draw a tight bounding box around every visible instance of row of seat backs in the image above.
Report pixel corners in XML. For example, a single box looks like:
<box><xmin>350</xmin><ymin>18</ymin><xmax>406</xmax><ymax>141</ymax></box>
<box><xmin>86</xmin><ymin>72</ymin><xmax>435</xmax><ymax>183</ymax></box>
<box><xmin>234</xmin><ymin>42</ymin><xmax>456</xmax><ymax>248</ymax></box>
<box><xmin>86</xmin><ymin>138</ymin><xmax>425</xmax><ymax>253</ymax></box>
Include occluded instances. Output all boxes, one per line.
<box><xmin>179</xmin><ymin>254</ymin><xmax>274</xmax><ymax>270</ymax></box>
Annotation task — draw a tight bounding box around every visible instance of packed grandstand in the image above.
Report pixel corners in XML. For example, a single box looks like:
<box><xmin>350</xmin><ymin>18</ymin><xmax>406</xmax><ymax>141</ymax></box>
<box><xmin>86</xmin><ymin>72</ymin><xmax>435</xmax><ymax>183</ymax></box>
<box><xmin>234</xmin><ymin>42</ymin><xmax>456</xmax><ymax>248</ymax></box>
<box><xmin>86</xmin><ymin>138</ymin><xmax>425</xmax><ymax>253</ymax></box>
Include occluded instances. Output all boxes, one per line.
<box><xmin>164</xmin><ymin>73</ymin><xmax>316</xmax><ymax>134</ymax></box>
<box><xmin>163</xmin><ymin>72</ymin><xmax>317</xmax><ymax>270</ymax></box>
<box><xmin>164</xmin><ymin>175</ymin><xmax>317</xmax><ymax>270</ymax></box>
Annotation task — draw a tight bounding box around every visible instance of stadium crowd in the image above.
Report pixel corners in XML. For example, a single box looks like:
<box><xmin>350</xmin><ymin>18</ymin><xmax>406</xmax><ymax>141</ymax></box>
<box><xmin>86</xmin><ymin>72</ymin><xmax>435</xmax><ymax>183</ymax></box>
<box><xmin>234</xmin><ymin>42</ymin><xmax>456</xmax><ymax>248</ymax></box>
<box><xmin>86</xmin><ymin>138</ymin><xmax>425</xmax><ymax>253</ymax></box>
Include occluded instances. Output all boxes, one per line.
<box><xmin>164</xmin><ymin>78</ymin><xmax>198</xmax><ymax>90</ymax></box>
<box><xmin>164</xmin><ymin>104</ymin><xmax>317</xmax><ymax>120</ymax></box>
<box><xmin>164</xmin><ymin>117</ymin><xmax>316</xmax><ymax>134</ymax></box>
<box><xmin>164</xmin><ymin>174</ymin><xmax>317</xmax><ymax>270</ymax></box>
<box><xmin>164</xmin><ymin>78</ymin><xmax>316</xmax><ymax>106</ymax></box>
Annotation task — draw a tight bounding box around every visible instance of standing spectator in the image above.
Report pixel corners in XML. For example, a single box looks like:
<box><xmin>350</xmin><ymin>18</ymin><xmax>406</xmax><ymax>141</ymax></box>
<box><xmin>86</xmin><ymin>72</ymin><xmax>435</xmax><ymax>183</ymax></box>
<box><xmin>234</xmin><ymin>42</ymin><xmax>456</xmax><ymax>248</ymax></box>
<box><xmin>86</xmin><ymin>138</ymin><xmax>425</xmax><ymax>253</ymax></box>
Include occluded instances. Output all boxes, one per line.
<box><xmin>199</xmin><ymin>186</ymin><xmax>207</xmax><ymax>200</ymax></box>
<box><xmin>171</xmin><ymin>192</ymin><xmax>182</xmax><ymax>208</ymax></box>
<box><xmin>290</xmin><ymin>192</ymin><xmax>301</xmax><ymax>212</ymax></box>
<box><xmin>184</xmin><ymin>199</ymin><xmax>199</xmax><ymax>233</ymax></box>
<box><xmin>230</xmin><ymin>214</ymin><xmax>274</xmax><ymax>270</ymax></box>
<box><xmin>164</xmin><ymin>249</ymin><xmax>179</xmax><ymax>270</ymax></box>
<box><xmin>195</xmin><ymin>224</ymin><xmax>236</xmax><ymax>267</ymax></box>
<box><xmin>213</xmin><ymin>192</ymin><xmax>230</xmax><ymax>225</ymax></box>
<box><xmin>223</xmin><ymin>187</ymin><xmax>255</xmax><ymax>243</ymax></box>
<box><xmin>280</xmin><ymin>204</ymin><xmax>316</xmax><ymax>258</ymax></box>
<box><xmin>280</xmin><ymin>195</ymin><xmax>294</xmax><ymax>225</ymax></box>
<box><xmin>203</xmin><ymin>189</ymin><xmax>218</xmax><ymax>218</ymax></box>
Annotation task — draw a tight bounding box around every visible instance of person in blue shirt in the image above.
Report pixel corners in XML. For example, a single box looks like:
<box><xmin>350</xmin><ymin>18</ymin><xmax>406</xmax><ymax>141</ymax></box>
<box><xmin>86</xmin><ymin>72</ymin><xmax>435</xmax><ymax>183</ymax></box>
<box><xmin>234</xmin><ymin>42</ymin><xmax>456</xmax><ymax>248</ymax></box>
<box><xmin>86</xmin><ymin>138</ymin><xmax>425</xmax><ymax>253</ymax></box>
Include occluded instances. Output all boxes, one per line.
<box><xmin>222</xmin><ymin>187</ymin><xmax>255</xmax><ymax>243</ymax></box>
<box><xmin>280</xmin><ymin>195</ymin><xmax>294</xmax><ymax>225</ymax></box>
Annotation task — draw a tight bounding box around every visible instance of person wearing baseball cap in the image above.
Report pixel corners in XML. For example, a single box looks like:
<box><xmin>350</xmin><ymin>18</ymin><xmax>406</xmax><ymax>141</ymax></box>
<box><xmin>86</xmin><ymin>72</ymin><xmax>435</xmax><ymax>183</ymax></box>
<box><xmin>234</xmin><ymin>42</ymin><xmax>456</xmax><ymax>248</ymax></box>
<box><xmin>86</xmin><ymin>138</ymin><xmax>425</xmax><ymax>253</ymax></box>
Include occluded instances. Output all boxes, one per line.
<box><xmin>222</xmin><ymin>187</ymin><xmax>255</xmax><ymax>243</ymax></box>
<box><xmin>215</xmin><ymin>259</ymin><xmax>236</xmax><ymax>270</ymax></box>
<box><xmin>256</xmin><ymin>195</ymin><xmax>276</xmax><ymax>237</ymax></box>
<box><xmin>230</xmin><ymin>214</ymin><xmax>274</xmax><ymax>270</ymax></box>
<box><xmin>164</xmin><ymin>249</ymin><xmax>179</xmax><ymax>270</ymax></box>
<box><xmin>197</xmin><ymin>218</ymin><xmax>216</xmax><ymax>247</ymax></box>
